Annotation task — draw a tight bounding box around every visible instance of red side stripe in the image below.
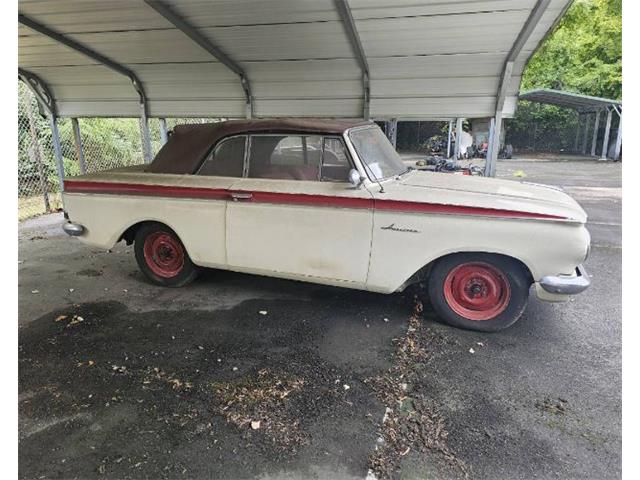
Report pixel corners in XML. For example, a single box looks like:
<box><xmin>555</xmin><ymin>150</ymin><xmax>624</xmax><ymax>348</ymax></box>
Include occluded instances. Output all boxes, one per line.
<box><xmin>63</xmin><ymin>180</ymin><xmax>566</xmax><ymax>220</ymax></box>
<box><xmin>250</xmin><ymin>191</ymin><xmax>373</xmax><ymax>209</ymax></box>
<box><xmin>375</xmin><ymin>199</ymin><xmax>565</xmax><ymax>219</ymax></box>
<box><xmin>64</xmin><ymin>180</ymin><xmax>229</xmax><ymax>200</ymax></box>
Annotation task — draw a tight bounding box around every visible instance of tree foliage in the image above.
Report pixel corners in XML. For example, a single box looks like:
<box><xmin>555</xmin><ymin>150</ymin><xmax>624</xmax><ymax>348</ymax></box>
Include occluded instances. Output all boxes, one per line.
<box><xmin>523</xmin><ymin>0</ymin><xmax>621</xmax><ymax>99</ymax></box>
<box><xmin>507</xmin><ymin>0</ymin><xmax>621</xmax><ymax>152</ymax></box>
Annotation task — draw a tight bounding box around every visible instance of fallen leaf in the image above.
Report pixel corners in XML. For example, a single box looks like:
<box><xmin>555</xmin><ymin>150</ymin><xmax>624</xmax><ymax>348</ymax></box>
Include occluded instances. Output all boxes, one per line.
<box><xmin>68</xmin><ymin>315</ymin><xmax>84</xmax><ymax>326</ymax></box>
<box><xmin>54</xmin><ymin>315</ymin><xmax>67</xmax><ymax>322</ymax></box>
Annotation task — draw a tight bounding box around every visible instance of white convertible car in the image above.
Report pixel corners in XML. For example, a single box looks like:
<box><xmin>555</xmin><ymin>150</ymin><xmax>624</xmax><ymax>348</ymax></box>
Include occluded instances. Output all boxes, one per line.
<box><xmin>62</xmin><ymin>119</ymin><xmax>590</xmax><ymax>332</ymax></box>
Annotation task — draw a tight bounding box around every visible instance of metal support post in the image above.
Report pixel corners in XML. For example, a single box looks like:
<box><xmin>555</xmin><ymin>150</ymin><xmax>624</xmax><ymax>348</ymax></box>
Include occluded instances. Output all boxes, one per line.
<box><xmin>591</xmin><ymin>110</ymin><xmax>600</xmax><ymax>156</ymax></box>
<box><xmin>446</xmin><ymin>120</ymin><xmax>453</xmax><ymax>158</ymax></box>
<box><xmin>485</xmin><ymin>114</ymin><xmax>502</xmax><ymax>177</ymax></box>
<box><xmin>49</xmin><ymin>116</ymin><xmax>66</xmax><ymax>206</ymax></box>
<box><xmin>573</xmin><ymin>113</ymin><xmax>581</xmax><ymax>151</ymax></box>
<box><xmin>71</xmin><ymin>118</ymin><xmax>87</xmax><ymax>174</ymax></box>
<box><xmin>600</xmin><ymin>108</ymin><xmax>612</xmax><ymax>160</ymax></box>
<box><xmin>453</xmin><ymin>117</ymin><xmax>463</xmax><ymax>161</ymax></box>
<box><xmin>386</xmin><ymin>119</ymin><xmax>398</xmax><ymax>149</ymax></box>
<box><xmin>140</xmin><ymin>109</ymin><xmax>153</xmax><ymax>163</ymax></box>
<box><xmin>486</xmin><ymin>0</ymin><xmax>552</xmax><ymax>177</ymax></box>
<box><xmin>159</xmin><ymin>118</ymin><xmax>169</xmax><ymax>144</ymax></box>
<box><xmin>581</xmin><ymin>113</ymin><xmax>590</xmax><ymax>155</ymax></box>
<box><xmin>613</xmin><ymin>115</ymin><xmax>622</xmax><ymax>161</ymax></box>
<box><xmin>334</xmin><ymin>0</ymin><xmax>370</xmax><ymax>119</ymax></box>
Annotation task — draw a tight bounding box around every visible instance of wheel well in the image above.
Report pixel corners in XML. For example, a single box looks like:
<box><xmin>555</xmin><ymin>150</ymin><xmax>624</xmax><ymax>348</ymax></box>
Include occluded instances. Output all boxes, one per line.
<box><xmin>403</xmin><ymin>251</ymin><xmax>534</xmax><ymax>289</ymax></box>
<box><xmin>118</xmin><ymin>221</ymin><xmax>154</xmax><ymax>245</ymax></box>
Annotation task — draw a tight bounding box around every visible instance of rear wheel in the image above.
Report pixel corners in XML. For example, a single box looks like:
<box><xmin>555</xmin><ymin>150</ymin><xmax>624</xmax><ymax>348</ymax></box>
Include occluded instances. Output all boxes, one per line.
<box><xmin>427</xmin><ymin>253</ymin><xmax>530</xmax><ymax>332</ymax></box>
<box><xmin>134</xmin><ymin>222</ymin><xmax>198</xmax><ymax>287</ymax></box>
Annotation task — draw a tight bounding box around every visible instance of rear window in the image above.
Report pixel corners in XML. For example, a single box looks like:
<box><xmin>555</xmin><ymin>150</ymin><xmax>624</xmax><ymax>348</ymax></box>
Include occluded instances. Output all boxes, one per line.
<box><xmin>197</xmin><ymin>135</ymin><xmax>246</xmax><ymax>177</ymax></box>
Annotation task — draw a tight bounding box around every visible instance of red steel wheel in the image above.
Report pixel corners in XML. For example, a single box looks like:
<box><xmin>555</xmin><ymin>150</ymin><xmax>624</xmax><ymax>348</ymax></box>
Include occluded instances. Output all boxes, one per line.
<box><xmin>142</xmin><ymin>231</ymin><xmax>185</xmax><ymax>278</ymax></box>
<box><xmin>134</xmin><ymin>222</ymin><xmax>198</xmax><ymax>287</ymax></box>
<box><xmin>443</xmin><ymin>262</ymin><xmax>511</xmax><ymax>321</ymax></box>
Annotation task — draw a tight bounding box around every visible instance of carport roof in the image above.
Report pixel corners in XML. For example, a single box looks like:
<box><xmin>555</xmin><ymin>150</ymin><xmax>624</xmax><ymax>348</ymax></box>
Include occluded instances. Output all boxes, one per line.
<box><xmin>519</xmin><ymin>88</ymin><xmax>621</xmax><ymax>113</ymax></box>
<box><xmin>18</xmin><ymin>0</ymin><xmax>573</xmax><ymax>120</ymax></box>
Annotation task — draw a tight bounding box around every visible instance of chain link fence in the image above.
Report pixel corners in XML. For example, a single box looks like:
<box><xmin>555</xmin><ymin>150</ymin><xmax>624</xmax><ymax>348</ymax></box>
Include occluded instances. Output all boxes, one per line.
<box><xmin>18</xmin><ymin>80</ymin><xmax>222</xmax><ymax>221</ymax></box>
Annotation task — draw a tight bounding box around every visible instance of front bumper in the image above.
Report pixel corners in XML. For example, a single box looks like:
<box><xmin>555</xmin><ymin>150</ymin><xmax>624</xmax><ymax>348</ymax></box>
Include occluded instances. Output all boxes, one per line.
<box><xmin>539</xmin><ymin>264</ymin><xmax>590</xmax><ymax>295</ymax></box>
<box><xmin>62</xmin><ymin>221</ymin><xmax>85</xmax><ymax>236</ymax></box>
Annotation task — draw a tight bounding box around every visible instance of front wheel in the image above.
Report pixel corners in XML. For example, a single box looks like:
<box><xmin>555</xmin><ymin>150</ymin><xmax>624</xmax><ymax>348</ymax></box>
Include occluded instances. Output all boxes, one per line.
<box><xmin>427</xmin><ymin>254</ymin><xmax>530</xmax><ymax>332</ymax></box>
<box><xmin>134</xmin><ymin>222</ymin><xmax>198</xmax><ymax>287</ymax></box>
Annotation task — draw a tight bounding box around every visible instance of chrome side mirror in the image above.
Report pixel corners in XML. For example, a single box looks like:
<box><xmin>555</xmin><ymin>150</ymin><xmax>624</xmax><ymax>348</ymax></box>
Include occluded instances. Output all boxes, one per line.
<box><xmin>348</xmin><ymin>168</ymin><xmax>364</xmax><ymax>188</ymax></box>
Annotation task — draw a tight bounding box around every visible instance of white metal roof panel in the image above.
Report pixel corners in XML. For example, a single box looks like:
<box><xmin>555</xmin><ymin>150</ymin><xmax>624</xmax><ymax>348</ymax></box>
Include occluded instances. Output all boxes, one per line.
<box><xmin>18</xmin><ymin>0</ymin><xmax>572</xmax><ymax>119</ymax></box>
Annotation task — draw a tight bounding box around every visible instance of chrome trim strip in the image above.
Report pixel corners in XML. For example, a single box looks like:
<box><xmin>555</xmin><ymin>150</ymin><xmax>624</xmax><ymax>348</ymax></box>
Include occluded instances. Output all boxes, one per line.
<box><xmin>539</xmin><ymin>264</ymin><xmax>590</xmax><ymax>295</ymax></box>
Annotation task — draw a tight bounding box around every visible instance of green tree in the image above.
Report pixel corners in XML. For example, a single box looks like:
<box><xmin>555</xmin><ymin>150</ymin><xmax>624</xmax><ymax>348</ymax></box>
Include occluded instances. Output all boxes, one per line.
<box><xmin>523</xmin><ymin>0</ymin><xmax>621</xmax><ymax>99</ymax></box>
<box><xmin>507</xmin><ymin>0</ymin><xmax>621</xmax><ymax>152</ymax></box>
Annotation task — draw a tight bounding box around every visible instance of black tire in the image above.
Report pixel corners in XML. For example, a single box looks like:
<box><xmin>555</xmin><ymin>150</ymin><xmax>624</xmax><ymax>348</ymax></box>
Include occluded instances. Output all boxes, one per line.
<box><xmin>134</xmin><ymin>222</ymin><xmax>198</xmax><ymax>287</ymax></box>
<box><xmin>427</xmin><ymin>253</ymin><xmax>530</xmax><ymax>332</ymax></box>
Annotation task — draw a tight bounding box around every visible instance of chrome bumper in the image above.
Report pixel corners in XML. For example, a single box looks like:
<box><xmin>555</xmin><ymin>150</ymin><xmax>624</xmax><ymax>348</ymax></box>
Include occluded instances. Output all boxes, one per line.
<box><xmin>62</xmin><ymin>221</ymin><xmax>85</xmax><ymax>236</ymax></box>
<box><xmin>539</xmin><ymin>264</ymin><xmax>590</xmax><ymax>295</ymax></box>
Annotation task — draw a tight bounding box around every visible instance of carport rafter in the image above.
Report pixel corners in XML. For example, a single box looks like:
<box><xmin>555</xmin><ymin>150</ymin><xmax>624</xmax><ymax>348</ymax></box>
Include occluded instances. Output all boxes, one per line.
<box><xmin>18</xmin><ymin>13</ymin><xmax>153</xmax><ymax>163</ymax></box>
<box><xmin>143</xmin><ymin>0</ymin><xmax>254</xmax><ymax>119</ymax></box>
<box><xmin>18</xmin><ymin>67</ymin><xmax>66</xmax><ymax>200</ymax></box>
<box><xmin>334</xmin><ymin>0</ymin><xmax>370</xmax><ymax>120</ymax></box>
<box><xmin>486</xmin><ymin>0</ymin><xmax>553</xmax><ymax>177</ymax></box>
<box><xmin>18</xmin><ymin>67</ymin><xmax>56</xmax><ymax>118</ymax></box>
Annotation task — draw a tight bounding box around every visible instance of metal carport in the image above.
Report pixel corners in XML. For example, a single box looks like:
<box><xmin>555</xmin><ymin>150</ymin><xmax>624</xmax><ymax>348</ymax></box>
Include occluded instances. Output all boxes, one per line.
<box><xmin>519</xmin><ymin>88</ymin><xmax>622</xmax><ymax>160</ymax></box>
<box><xmin>18</xmin><ymin>0</ymin><xmax>573</xmax><ymax>184</ymax></box>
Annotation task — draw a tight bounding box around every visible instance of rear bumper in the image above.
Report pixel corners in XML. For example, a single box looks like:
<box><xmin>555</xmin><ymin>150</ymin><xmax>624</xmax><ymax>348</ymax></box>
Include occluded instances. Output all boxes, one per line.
<box><xmin>62</xmin><ymin>221</ymin><xmax>85</xmax><ymax>236</ymax></box>
<box><xmin>539</xmin><ymin>264</ymin><xmax>591</xmax><ymax>295</ymax></box>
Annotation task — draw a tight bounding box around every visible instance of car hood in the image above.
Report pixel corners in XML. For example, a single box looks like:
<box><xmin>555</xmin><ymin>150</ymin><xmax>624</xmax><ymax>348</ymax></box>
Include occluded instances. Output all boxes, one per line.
<box><xmin>380</xmin><ymin>170</ymin><xmax>587</xmax><ymax>223</ymax></box>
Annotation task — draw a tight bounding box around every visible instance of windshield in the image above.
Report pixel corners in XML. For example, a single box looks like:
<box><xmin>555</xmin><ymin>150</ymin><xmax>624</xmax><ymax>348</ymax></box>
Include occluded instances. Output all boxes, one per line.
<box><xmin>348</xmin><ymin>126</ymin><xmax>407</xmax><ymax>180</ymax></box>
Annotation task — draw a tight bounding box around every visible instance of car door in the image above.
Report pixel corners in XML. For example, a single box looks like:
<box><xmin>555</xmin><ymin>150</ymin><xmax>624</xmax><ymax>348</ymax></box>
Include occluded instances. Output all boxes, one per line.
<box><xmin>189</xmin><ymin>134</ymin><xmax>247</xmax><ymax>267</ymax></box>
<box><xmin>226</xmin><ymin>134</ymin><xmax>374</xmax><ymax>285</ymax></box>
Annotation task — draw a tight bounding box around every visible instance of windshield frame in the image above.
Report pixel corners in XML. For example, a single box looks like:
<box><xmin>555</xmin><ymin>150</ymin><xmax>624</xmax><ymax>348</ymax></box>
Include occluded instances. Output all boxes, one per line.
<box><xmin>346</xmin><ymin>125</ymin><xmax>408</xmax><ymax>182</ymax></box>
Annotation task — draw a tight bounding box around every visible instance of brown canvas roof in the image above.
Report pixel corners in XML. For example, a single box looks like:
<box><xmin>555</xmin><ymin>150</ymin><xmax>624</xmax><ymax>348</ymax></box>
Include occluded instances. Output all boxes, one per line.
<box><xmin>147</xmin><ymin>118</ymin><xmax>373</xmax><ymax>174</ymax></box>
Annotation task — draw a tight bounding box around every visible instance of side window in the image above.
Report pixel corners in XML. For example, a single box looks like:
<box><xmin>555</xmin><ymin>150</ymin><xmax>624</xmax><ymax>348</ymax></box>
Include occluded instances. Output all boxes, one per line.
<box><xmin>321</xmin><ymin>138</ymin><xmax>351</xmax><ymax>182</ymax></box>
<box><xmin>197</xmin><ymin>135</ymin><xmax>246</xmax><ymax>177</ymax></box>
<box><xmin>248</xmin><ymin>135</ymin><xmax>322</xmax><ymax>181</ymax></box>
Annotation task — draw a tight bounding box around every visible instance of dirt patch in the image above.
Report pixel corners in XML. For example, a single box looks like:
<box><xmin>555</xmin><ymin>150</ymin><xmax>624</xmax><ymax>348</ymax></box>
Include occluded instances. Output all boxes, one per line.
<box><xmin>535</xmin><ymin>397</ymin><xmax>569</xmax><ymax>415</ymax></box>
<box><xmin>366</xmin><ymin>296</ymin><xmax>469</xmax><ymax>479</ymax></box>
<box><xmin>212</xmin><ymin>368</ymin><xmax>307</xmax><ymax>451</ymax></box>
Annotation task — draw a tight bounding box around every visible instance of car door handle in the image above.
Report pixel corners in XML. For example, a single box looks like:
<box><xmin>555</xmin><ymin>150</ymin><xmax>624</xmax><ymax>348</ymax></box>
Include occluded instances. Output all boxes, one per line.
<box><xmin>229</xmin><ymin>191</ymin><xmax>253</xmax><ymax>201</ymax></box>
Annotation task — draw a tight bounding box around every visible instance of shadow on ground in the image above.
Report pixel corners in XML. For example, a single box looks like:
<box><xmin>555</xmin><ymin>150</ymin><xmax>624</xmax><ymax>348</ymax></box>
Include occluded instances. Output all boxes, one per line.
<box><xmin>19</xmin><ymin>286</ymin><xmax>414</xmax><ymax>480</ymax></box>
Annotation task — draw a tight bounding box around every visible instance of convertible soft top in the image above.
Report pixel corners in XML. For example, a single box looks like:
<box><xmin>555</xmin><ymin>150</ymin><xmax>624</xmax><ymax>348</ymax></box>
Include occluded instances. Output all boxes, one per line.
<box><xmin>147</xmin><ymin>118</ymin><xmax>373</xmax><ymax>175</ymax></box>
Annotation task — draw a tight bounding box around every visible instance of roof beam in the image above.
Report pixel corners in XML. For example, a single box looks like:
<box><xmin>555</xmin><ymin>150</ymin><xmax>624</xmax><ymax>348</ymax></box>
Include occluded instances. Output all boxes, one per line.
<box><xmin>334</xmin><ymin>0</ymin><xmax>370</xmax><ymax>120</ymax></box>
<box><xmin>19</xmin><ymin>13</ymin><xmax>153</xmax><ymax>161</ymax></box>
<box><xmin>486</xmin><ymin>0</ymin><xmax>552</xmax><ymax>176</ymax></box>
<box><xmin>144</xmin><ymin>0</ymin><xmax>254</xmax><ymax>119</ymax></box>
<box><xmin>18</xmin><ymin>67</ymin><xmax>56</xmax><ymax>118</ymax></box>
<box><xmin>18</xmin><ymin>13</ymin><xmax>148</xmax><ymax>111</ymax></box>
<box><xmin>495</xmin><ymin>0</ymin><xmax>553</xmax><ymax>114</ymax></box>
